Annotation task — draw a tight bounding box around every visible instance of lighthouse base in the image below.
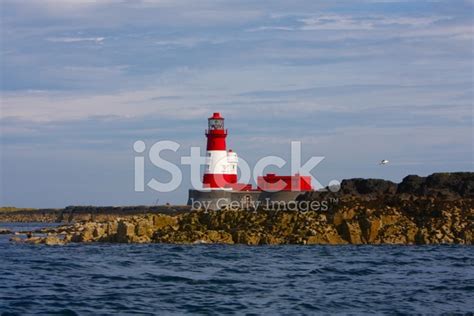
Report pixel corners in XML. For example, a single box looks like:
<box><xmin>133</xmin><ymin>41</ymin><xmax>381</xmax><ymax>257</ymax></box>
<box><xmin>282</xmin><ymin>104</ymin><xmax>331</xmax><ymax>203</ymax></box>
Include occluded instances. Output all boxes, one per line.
<box><xmin>187</xmin><ymin>189</ymin><xmax>305</xmax><ymax>211</ymax></box>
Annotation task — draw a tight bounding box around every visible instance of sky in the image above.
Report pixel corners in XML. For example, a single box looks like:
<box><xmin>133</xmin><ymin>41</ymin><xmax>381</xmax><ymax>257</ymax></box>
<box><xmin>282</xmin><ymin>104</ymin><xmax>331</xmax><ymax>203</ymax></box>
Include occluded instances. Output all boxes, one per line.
<box><xmin>0</xmin><ymin>0</ymin><xmax>473</xmax><ymax>207</ymax></box>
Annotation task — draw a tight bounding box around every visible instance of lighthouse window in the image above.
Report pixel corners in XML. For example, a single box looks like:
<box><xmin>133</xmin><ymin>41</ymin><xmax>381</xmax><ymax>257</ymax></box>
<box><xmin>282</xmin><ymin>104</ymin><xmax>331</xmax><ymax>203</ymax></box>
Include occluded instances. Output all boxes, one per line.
<box><xmin>209</xmin><ymin>119</ymin><xmax>224</xmax><ymax>130</ymax></box>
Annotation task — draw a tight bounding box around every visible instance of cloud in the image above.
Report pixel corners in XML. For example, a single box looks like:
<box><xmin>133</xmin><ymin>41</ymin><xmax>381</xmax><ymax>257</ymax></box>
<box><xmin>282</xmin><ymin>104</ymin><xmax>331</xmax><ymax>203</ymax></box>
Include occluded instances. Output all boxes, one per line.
<box><xmin>3</xmin><ymin>0</ymin><xmax>263</xmax><ymax>27</ymax></box>
<box><xmin>399</xmin><ymin>25</ymin><xmax>473</xmax><ymax>39</ymax></box>
<box><xmin>250</xmin><ymin>14</ymin><xmax>450</xmax><ymax>32</ymax></box>
<box><xmin>246</xmin><ymin>26</ymin><xmax>294</xmax><ymax>32</ymax></box>
<box><xmin>46</xmin><ymin>36</ymin><xmax>105</xmax><ymax>43</ymax></box>
<box><xmin>154</xmin><ymin>37</ymin><xmax>228</xmax><ymax>49</ymax></box>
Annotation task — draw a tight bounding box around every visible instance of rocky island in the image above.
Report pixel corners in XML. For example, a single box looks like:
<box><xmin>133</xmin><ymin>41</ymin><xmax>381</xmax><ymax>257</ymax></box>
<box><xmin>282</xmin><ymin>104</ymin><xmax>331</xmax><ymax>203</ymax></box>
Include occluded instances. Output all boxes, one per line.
<box><xmin>2</xmin><ymin>172</ymin><xmax>473</xmax><ymax>245</ymax></box>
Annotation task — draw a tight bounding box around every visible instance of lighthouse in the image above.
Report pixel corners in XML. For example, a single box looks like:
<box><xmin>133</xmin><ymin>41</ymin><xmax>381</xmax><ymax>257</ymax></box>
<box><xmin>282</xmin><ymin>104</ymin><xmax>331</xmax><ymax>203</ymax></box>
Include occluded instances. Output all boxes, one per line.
<box><xmin>202</xmin><ymin>112</ymin><xmax>238</xmax><ymax>189</ymax></box>
<box><xmin>188</xmin><ymin>112</ymin><xmax>312</xmax><ymax>210</ymax></box>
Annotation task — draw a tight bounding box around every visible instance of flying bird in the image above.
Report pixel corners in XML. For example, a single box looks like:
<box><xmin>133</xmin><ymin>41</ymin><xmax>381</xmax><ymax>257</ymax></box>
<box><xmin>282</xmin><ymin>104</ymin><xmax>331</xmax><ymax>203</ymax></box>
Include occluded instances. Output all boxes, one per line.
<box><xmin>379</xmin><ymin>160</ymin><xmax>389</xmax><ymax>165</ymax></box>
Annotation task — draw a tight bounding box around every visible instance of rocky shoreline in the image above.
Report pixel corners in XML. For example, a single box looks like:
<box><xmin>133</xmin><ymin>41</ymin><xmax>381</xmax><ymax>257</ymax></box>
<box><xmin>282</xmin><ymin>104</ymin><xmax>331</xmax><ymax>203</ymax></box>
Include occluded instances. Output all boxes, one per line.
<box><xmin>3</xmin><ymin>172</ymin><xmax>473</xmax><ymax>245</ymax></box>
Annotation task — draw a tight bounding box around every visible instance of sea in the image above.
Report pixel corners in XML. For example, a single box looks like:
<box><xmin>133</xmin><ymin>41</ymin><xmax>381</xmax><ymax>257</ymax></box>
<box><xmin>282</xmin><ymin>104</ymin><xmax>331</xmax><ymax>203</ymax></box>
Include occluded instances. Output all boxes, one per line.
<box><xmin>1</xmin><ymin>223</ymin><xmax>473</xmax><ymax>315</ymax></box>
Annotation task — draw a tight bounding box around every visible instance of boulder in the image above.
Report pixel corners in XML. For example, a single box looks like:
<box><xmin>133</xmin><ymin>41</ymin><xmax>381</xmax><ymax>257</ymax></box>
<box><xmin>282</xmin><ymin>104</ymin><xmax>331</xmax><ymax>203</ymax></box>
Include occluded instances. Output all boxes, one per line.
<box><xmin>398</xmin><ymin>172</ymin><xmax>474</xmax><ymax>198</ymax></box>
<box><xmin>152</xmin><ymin>214</ymin><xmax>178</xmax><ymax>230</ymax></box>
<box><xmin>360</xmin><ymin>217</ymin><xmax>382</xmax><ymax>243</ymax></box>
<box><xmin>106</xmin><ymin>221</ymin><xmax>118</xmax><ymax>235</ymax></box>
<box><xmin>205</xmin><ymin>230</ymin><xmax>234</xmax><ymax>244</ymax></box>
<box><xmin>259</xmin><ymin>234</ymin><xmax>284</xmax><ymax>245</ymax></box>
<box><xmin>135</xmin><ymin>219</ymin><xmax>152</xmax><ymax>237</ymax></box>
<box><xmin>44</xmin><ymin>235</ymin><xmax>65</xmax><ymax>246</ymax></box>
<box><xmin>75</xmin><ymin>224</ymin><xmax>95</xmax><ymax>242</ymax></box>
<box><xmin>116</xmin><ymin>221</ymin><xmax>135</xmax><ymax>243</ymax></box>
<box><xmin>24</xmin><ymin>236</ymin><xmax>43</xmax><ymax>244</ymax></box>
<box><xmin>233</xmin><ymin>230</ymin><xmax>260</xmax><ymax>245</ymax></box>
<box><xmin>9</xmin><ymin>236</ymin><xmax>23</xmax><ymax>243</ymax></box>
<box><xmin>340</xmin><ymin>178</ymin><xmax>397</xmax><ymax>196</ymax></box>
<box><xmin>340</xmin><ymin>220</ymin><xmax>363</xmax><ymax>244</ymax></box>
<box><xmin>332</xmin><ymin>209</ymin><xmax>356</xmax><ymax>226</ymax></box>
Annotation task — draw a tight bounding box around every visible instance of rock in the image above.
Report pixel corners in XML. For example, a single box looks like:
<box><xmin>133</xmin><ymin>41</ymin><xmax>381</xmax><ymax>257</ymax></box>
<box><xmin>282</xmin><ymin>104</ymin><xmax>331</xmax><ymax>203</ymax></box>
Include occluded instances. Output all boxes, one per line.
<box><xmin>0</xmin><ymin>228</ymin><xmax>12</xmax><ymax>234</ymax></box>
<box><xmin>306</xmin><ymin>235</ymin><xmax>327</xmax><ymax>244</ymax></box>
<box><xmin>380</xmin><ymin>214</ymin><xmax>401</xmax><ymax>226</ymax></box>
<box><xmin>116</xmin><ymin>221</ymin><xmax>136</xmax><ymax>243</ymax></box>
<box><xmin>24</xmin><ymin>237</ymin><xmax>43</xmax><ymax>244</ymax></box>
<box><xmin>234</xmin><ymin>231</ymin><xmax>260</xmax><ymax>245</ymax></box>
<box><xmin>398</xmin><ymin>172</ymin><xmax>474</xmax><ymax>198</ymax></box>
<box><xmin>9</xmin><ymin>236</ymin><xmax>23</xmax><ymax>243</ymax></box>
<box><xmin>44</xmin><ymin>235</ymin><xmax>64</xmax><ymax>246</ymax></box>
<box><xmin>397</xmin><ymin>175</ymin><xmax>426</xmax><ymax>195</ymax></box>
<box><xmin>5</xmin><ymin>173</ymin><xmax>471</xmax><ymax>245</ymax></box>
<box><xmin>8</xmin><ymin>198</ymin><xmax>472</xmax><ymax>245</ymax></box>
<box><xmin>205</xmin><ymin>230</ymin><xmax>234</xmax><ymax>244</ymax></box>
<box><xmin>415</xmin><ymin>228</ymin><xmax>430</xmax><ymax>244</ymax></box>
<box><xmin>340</xmin><ymin>220</ymin><xmax>363</xmax><ymax>244</ymax></box>
<box><xmin>73</xmin><ymin>224</ymin><xmax>95</xmax><ymax>242</ymax></box>
<box><xmin>106</xmin><ymin>221</ymin><xmax>118</xmax><ymax>235</ymax></box>
<box><xmin>360</xmin><ymin>217</ymin><xmax>382</xmax><ymax>243</ymax></box>
<box><xmin>324</xmin><ymin>229</ymin><xmax>347</xmax><ymax>244</ymax></box>
<box><xmin>259</xmin><ymin>234</ymin><xmax>284</xmax><ymax>245</ymax></box>
<box><xmin>152</xmin><ymin>215</ymin><xmax>178</xmax><ymax>230</ymax></box>
<box><xmin>340</xmin><ymin>178</ymin><xmax>398</xmax><ymax>196</ymax></box>
<box><xmin>93</xmin><ymin>225</ymin><xmax>106</xmax><ymax>238</ymax></box>
<box><xmin>135</xmin><ymin>219</ymin><xmax>152</xmax><ymax>237</ymax></box>
<box><xmin>332</xmin><ymin>209</ymin><xmax>356</xmax><ymax>226</ymax></box>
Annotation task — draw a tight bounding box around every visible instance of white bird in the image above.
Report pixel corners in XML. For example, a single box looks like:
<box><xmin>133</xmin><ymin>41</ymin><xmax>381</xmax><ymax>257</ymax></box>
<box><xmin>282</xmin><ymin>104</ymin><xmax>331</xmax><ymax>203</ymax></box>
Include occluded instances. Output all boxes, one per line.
<box><xmin>379</xmin><ymin>159</ymin><xmax>389</xmax><ymax>165</ymax></box>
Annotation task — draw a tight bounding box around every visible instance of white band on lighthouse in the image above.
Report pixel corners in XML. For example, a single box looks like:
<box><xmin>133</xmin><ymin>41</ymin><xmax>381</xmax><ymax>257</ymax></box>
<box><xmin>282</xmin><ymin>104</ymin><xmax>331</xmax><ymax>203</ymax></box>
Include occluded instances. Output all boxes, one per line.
<box><xmin>205</xmin><ymin>150</ymin><xmax>238</xmax><ymax>175</ymax></box>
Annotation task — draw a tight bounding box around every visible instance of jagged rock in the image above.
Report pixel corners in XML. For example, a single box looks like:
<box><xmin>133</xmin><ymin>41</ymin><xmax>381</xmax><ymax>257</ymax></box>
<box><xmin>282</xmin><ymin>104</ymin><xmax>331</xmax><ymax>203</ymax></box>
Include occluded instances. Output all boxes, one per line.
<box><xmin>340</xmin><ymin>220</ymin><xmax>363</xmax><ymax>244</ymax></box>
<box><xmin>260</xmin><ymin>234</ymin><xmax>284</xmax><ymax>245</ymax></box>
<box><xmin>340</xmin><ymin>178</ymin><xmax>398</xmax><ymax>196</ymax></box>
<box><xmin>44</xmin><ymin>235</ymin><xmax>65</xmax><ymax>246</ymax></box>
<box><xmin>117</xmin><ymin>221</ymin><xmax>135</xmax><ymax>243</ymax></box>
<box><xmin>106</xmin><ymin>221</ymin><xmax>118</xmax><ymax>235</ymax></box>
<box><xmin>93</xmin><ymin>225</ymin><xmax>106</xmax><ymax>238</ymax></box>
<box><xmin>4</xmin><ymin>173</ymin><xmax>473</xmax><ymax>245</ymax></box>
<box><xmin>360</xmin><ymin>217</ymin><xmax>382</xmax><ymax>243</ymax></box>
<box><xmin>135</xmin><ymin>219</ymin><xmax>152</xmax><ymax>237</ymax></box>
<box><xmin>205</xmin><ymin>230</ymin><xmax>234</xmax><ymax>244</ymax></box>
<box><xmin>152</xmin><ymin>214</ymin><xmax>178</xmax><ymax>230</ymax></box>
<box><xmin>72</xmin><ymin>223</ymin><xmax>95</xmax><ymax>242</ymax></box>
<box><xmin>306</xmin><ymin>227</ymin><xmax>347</xmax><ymax>244</ymax></box>
<box><xmin>398</xmin><ymin>175</ymin><xmax>426</xmax><ymax>195</ymax></box>
<box><xmin>233</xmin><ymin>230</ymin><xmax>260</xmax><ymax>245</ymax></box>
<box><xmin>380</xmin><ymin>214</ymin><xmax>401</xmax><ymax>226</ymax></box>
<box><xmin>37</xmin><ymin>201</ymin><xmax>473</xmax><ymax>245</ymax></box>
<box><xmin>24</xmin><ymin>237</ymin><xmax>43</xmax><ymax>244</ymax></box>
<box><xmin>398</xmin><ymin>172</ymin><xmax>474</xmax><ymax>198</ymax></box>
<box><xmin>332</xmin><ymin>209</ymin><xmax>356</xmax><ymax>226</ymax></box>
<box><xmin>9</xmin><ymin>236</ymin><xmax>23</xmax><ymax>243</ymax></box>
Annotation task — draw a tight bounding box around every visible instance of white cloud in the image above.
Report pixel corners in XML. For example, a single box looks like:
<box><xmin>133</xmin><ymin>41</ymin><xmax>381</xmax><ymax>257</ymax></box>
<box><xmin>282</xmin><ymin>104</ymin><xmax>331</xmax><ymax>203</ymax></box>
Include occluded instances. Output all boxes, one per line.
<box><xmin>154</xmin><ymin>37</ymin><xmax>228</xmax><ymax>48</ymax></box>
<box><xmin>399</xmin><ymin>25</ymin><xmax>473</xmax><ymax>39</ymax></box>
<box><xmin>46</xmin><ymin>36</ymin><xmax>105</xmax><ymax>43</ymax></box>
<box><xmin>300</xmin><ymin>15</ymin><xmax>374</xmax><ymax>30</ymax></box>
<box><xmin>246</xmin><ymin>26</ymin><xmax>294</xmax><ymax>32</ymax></box>
<box><xmin>0</xmin><ymin>88</ymin><xmax>211</xmax><ymax>123</ymax></box>
<box><xmin>251</xmin><ymin>14</ymin><xmax>449</xmax><ymax>32</ymax></box>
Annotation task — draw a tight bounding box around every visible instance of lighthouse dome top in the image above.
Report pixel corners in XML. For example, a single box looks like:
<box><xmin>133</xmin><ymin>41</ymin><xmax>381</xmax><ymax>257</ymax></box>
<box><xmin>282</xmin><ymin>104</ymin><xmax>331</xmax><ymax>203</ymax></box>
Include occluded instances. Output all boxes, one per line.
<box><xmin>209</xmin><ymin>112</ymin><xmax>223</xmax><ymax>120</ymax></box>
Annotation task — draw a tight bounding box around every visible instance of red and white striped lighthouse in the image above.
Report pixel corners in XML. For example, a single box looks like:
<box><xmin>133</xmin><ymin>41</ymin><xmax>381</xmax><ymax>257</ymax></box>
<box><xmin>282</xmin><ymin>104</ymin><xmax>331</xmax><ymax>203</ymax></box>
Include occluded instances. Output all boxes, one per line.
<box><xmin>202</xmin><ymin>112</ymin><xmax>238</xmax><ymax>189</ymax></box>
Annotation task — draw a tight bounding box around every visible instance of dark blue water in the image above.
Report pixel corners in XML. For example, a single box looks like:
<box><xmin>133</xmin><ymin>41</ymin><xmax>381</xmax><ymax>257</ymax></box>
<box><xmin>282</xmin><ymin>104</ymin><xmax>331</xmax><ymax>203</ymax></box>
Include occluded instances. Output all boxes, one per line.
<box><xmin>0</xmin><ymin>223</ymin><xmax>473</xmax><ymax>315</ymax></box>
